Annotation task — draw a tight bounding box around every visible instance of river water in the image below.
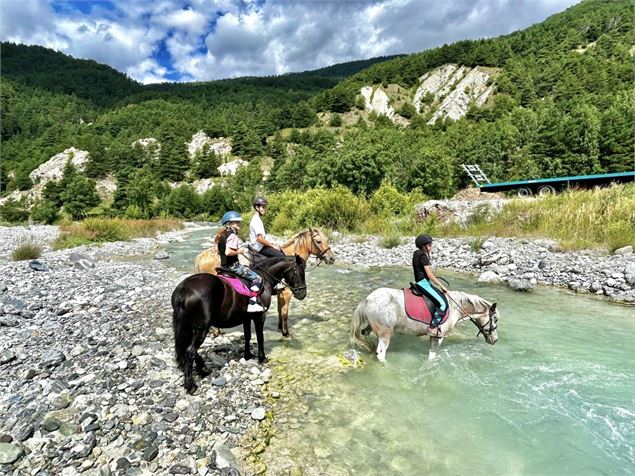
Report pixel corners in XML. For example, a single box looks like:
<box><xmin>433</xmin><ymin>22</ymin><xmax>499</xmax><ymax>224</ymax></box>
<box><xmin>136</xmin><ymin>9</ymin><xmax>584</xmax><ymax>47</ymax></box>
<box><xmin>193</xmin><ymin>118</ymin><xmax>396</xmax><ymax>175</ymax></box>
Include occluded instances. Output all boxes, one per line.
<box><xmin>167</xmin><ymin>229</ymin><xmax>635</xmax><ymax>475</ymax></box>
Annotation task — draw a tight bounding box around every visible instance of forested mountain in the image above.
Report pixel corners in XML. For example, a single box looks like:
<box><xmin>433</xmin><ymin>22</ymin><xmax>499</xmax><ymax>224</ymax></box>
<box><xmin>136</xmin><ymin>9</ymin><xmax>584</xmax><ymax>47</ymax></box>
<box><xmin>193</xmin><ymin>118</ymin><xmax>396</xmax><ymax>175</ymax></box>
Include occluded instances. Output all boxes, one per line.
<box><xmin>1</xmin><ymin>0</ymin><xmax>633</xmax><ymax>223</ymax></box>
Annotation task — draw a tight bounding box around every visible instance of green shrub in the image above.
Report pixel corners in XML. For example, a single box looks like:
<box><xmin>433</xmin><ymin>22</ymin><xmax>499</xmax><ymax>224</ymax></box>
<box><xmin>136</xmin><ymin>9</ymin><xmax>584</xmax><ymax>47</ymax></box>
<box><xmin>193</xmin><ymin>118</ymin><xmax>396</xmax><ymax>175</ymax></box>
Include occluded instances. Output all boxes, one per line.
<box><xmin>0</xmin><ymin>199</ymin><xmax>30</xmax><ymax>223</ymax></box>
<box><xmin>369</xmin><ymin>182</ymin><xmax>418</xmax><ymax>217</ymax></box>
<box><xmin>11</xmin><ymin>237</ymin><xmax>42</xmax><ymax>261</ymax></box>
<box><xmin>380</xmin><ymin>234</ymin><xmax>402</xmax><ymax>249</ymax></box>
<box><xmin>53</xmin><ymin>233</ymin><xmax>93</xmax><ymax>250</ymax></box>
<box><xmin>30</xmin><ymin>200</ymin><xmax>59</xmax><ymax>224</ymax></box>
<box><xmin>397</xmin><ymin>103</ymin><xmax>417</xmax><ymax>119</ymax></box>
<box><xmin>329</xmin><ymin>113</ymin><xmax>343</xmax><ymax>127</ymax></box>
<box><xmin>268</xmin><ymin>187</ymin><xmax>366</xmax><ymax>232</ymax></box>
<box><xmin>82</xmin><ymin>218</ymin><xmax>130</xmax><ymax>242</ymax></box>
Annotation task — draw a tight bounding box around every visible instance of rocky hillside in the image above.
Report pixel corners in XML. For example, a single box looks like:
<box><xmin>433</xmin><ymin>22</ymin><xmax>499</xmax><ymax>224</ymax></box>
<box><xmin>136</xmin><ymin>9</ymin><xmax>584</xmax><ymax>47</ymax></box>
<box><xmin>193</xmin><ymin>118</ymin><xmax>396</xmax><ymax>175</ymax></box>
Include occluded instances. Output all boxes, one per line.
<box><xmin>359</xmin><ymin>63</ymin><xmax>498</xmax><ymax>125</ymax></box>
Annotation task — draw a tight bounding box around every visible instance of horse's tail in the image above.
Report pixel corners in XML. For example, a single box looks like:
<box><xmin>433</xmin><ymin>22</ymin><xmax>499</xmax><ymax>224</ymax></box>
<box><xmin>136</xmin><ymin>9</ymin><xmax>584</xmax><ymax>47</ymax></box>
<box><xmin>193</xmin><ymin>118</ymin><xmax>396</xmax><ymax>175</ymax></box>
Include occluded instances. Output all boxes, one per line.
<box><xmin>350</xmin><ymin>301</ymin><xmax>374</xmax><ymax>352</ymax></box>
<box><xmin>172</xmin><ymin>281</ymin><xmax>191</xmax><ymax>371</ymax></box>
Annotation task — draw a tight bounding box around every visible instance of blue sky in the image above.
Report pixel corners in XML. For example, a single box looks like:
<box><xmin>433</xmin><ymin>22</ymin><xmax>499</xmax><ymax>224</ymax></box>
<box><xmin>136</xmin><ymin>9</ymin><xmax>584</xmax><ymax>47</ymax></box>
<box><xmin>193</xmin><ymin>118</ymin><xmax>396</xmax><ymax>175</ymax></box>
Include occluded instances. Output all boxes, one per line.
<box><xmin>0</xmin><ymin>0</ymin><xmax>580</xmax><ymax>84</ymax></box>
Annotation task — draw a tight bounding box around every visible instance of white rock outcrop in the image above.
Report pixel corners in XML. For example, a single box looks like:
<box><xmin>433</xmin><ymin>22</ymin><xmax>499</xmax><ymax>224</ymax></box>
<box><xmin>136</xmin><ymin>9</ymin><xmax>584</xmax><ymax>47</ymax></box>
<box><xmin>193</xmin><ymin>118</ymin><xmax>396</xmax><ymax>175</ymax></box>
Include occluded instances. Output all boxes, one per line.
<box><xmin>95</xmin><ymin>177</ymin><xmax>117</xmax><ymax>200</ymax></box>
<box><xmin>412</xmin><ymin>64</ymin><xmax>497</xmax><ymax>124</ymax></box>
<box><xmin>360</xmin><ymin>86</ymin><xmax>396</xmax><ymax>119</ymax></box>
<box><xmin>0</xmin><ymin>148</ymin><xmax>91</xmax><ymax>206</ymax></box>
<box><xmin>187</xmin><ymin>131</ymin><xmax>232</xmax><ymax>159</ymax></box>
<box><xmin>218</xmin><ymin>159</ymin><xmax>247</xmax><ymax>176</ymax></box>
<box><xmin>416</xmin><ymin>198</ymin><xmax>507</xmax><ymax>227</ymax></box>
<box><xmin>30</xmin><ymin>147</ymin><xmax>90</xmax><ymax>183</ymax></box>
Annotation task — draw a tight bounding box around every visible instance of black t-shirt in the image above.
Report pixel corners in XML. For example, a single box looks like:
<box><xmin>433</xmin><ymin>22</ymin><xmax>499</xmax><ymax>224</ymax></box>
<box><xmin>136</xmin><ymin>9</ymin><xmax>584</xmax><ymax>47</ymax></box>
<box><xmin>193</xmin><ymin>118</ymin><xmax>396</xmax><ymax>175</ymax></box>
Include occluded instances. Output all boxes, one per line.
<box><xmin>412</xmin><ymin>249</ymin><xmax>431</xmax><ymax>282</ymax></box>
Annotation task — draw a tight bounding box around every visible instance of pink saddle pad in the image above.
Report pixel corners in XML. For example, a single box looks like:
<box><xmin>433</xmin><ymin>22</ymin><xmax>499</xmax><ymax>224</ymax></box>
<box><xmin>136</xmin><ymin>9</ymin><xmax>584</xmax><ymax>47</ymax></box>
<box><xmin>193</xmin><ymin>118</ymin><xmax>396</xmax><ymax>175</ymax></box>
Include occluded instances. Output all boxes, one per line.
<box><xmin>403</xmin><ymin>288</ymin><xmax>449</xmax><ymax>324</ymax></box>
<box><xmin>217</xmin><ymin>275</ymin><xmax>258</xmax><ymax>297</ymax></box>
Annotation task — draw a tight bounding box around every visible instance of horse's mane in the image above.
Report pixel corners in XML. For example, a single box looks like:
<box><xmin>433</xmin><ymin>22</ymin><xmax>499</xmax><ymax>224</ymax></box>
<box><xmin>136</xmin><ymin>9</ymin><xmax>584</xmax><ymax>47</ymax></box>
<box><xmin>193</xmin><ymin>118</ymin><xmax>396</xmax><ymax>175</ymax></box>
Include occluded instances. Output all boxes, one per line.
<box><xmin>448</xmin><ymin>290</ymin><xmax>491</xmax><ymax>313</ymax></box>
<box><xmin>282</xmin><ymin>229</ymin><xmax>313</xmax><ymax>249</ymax></box>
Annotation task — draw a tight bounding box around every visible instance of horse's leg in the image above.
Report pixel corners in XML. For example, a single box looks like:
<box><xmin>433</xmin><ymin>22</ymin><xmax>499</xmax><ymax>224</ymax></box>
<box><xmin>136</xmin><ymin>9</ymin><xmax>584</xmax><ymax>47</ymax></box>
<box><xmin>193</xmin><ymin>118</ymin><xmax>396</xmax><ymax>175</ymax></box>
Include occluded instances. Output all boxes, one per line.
<box><xmin>428</xmin><ymin>336</ymin><xmax>444</xmax><ymax>360</ymax></box>
<box><xmin>277</xmin><ymin>288</ymin><xmax>292</xmax><ymax>337</ymax></box>
<box><xmin>243</xmin><ymin>320</ymin><xmax>255</xmax><ymax>360</ymax></box>
<box><xmin>184</xmin><ymin>328</ymin><xmax>207</xmax><ymax>394</ymax></box>
<box><xmin>194</xmin><ymin>329</ymin><xmax>212</xmax><ymax>378</ymax></box>
<box><xmin>376</xmin><ymin>329</ymin><xmax>392</xmax><ymax>364</ymax></box>
<box><xmin>254</xmin><ymin>315</ymin><xmax>268</xmax><ymax>364</ymax></box>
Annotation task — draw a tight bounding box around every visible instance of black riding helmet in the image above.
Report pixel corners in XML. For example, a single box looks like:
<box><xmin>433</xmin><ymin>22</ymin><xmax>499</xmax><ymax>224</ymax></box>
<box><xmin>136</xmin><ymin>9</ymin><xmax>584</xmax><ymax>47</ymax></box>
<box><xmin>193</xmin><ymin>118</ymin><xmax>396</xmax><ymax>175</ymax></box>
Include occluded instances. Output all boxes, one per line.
<box><xmin>253</xmin><ymin>196</ymin><xmax>268</xmax><ymax>207</ymax></box>
<box><xmin>415</xmin><ymin>234</ymin><xmax>433</xmax><ymax>248</ymax></box>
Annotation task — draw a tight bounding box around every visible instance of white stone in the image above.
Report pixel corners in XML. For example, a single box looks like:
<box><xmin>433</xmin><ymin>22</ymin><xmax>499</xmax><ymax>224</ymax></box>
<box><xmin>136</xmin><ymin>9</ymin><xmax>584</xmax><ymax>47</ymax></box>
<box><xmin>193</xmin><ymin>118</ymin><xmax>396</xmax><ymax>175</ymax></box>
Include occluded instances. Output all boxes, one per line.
<box><xmin>218</xmin><ymin>159</ymin><xmax>247</xmax><ymax>176</ymax></box>
<box><xmin>188</xmin><ymin>131</ymin><xmax>232</xmax><ymax>159</ymax></box>
<box><xmin>478</xmin><ymin>271</ymin><xmax>501</xmax><ymax>283</ymax></box>
<box><xmin>360</xmin><ymin>86</ymin><xmax>396</xmax><ymax>119</ymax></box>
<box><xmin>30</xmin><ymin>147</ymin><xmax>90</xmax><ymax>183</ymax></box>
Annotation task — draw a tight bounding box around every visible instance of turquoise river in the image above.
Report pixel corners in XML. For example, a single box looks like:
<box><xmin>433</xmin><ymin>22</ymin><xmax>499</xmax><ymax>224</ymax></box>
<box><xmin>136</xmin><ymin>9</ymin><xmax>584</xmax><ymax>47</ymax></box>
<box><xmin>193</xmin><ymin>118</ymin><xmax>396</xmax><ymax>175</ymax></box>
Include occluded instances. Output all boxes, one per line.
<box><xmin>167</xmin><ymin>229</ymin><xmax>635</xmax><ymax>476</ymax></box>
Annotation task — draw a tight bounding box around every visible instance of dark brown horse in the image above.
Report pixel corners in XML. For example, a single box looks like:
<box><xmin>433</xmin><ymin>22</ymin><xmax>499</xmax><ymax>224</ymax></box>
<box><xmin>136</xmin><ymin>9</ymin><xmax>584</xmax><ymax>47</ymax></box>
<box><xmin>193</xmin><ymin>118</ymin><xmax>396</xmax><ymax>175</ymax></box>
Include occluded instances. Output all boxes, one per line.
<box><xmin>194</xmin><ymin>228</ymin><xmax>335</xmax><ymax>336</ymax></box>
<box><xmin>172</xmin><ymin>255</ymin><xmax>307</xmax><ymax>394</ymax></box>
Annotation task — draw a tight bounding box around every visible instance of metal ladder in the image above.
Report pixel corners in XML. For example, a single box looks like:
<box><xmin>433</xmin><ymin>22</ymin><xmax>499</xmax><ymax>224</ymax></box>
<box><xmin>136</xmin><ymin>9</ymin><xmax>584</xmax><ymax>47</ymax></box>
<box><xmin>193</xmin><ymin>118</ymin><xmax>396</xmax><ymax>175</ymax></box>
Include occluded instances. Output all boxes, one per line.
<box><xmin>461</xmin><ymin>164</ymin><xmax>491</xmax><ymax>186</ymax></box>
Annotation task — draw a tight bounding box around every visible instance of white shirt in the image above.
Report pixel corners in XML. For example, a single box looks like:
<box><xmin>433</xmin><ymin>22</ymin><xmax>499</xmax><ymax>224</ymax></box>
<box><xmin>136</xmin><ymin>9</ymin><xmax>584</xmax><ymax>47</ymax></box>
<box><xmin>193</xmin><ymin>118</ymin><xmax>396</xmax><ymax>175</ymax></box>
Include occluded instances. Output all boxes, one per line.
<box><xmin>249</xmin><ymin>213</ymin><xmax>266</xmax><ymax>251</ymax></box>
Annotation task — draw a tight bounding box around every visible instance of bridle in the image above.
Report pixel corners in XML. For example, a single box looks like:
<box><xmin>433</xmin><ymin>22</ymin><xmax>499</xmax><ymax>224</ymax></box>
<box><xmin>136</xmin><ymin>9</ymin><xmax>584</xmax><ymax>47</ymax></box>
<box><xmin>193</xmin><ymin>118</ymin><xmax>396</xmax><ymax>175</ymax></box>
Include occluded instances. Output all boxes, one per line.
<box><xmin>306</xmin><ymin>229</ymin><xmax>333</xmax><ymax>272</ymax></box>
<box><xmin>253</xmin><ymin>258</ymin><xmax>307</xmax><ymax>295</ymax></box>
<box><xmin>445</xmin><ymin>292</ymin><xmax>497</xmax><ymax>340</ymax></box>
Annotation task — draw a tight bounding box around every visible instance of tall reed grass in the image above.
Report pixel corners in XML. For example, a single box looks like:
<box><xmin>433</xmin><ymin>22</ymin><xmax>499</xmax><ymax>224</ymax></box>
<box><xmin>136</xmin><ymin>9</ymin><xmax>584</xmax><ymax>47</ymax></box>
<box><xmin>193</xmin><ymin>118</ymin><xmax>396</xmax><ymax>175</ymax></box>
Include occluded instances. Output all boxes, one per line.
<box><xmin>267</xmin><ymin>183</ymin><xmax>634</xmax><ymax>251</ymax></box>
<box><xmin>449</xmin><ymin>184</ymin><xmax>635</xmax><ymax>250</ymax></box>
<box><xmin>54</xmin><ymin>218</ymin><xmax>183</xmax><ymax>250</ymax></box>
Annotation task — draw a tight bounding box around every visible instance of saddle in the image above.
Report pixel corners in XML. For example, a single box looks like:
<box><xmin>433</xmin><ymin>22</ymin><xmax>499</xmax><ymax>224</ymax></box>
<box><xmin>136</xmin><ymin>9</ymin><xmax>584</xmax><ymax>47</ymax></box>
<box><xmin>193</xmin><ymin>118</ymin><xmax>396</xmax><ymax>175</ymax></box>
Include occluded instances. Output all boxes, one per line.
<box><xmin>216</xmin><ymin>268</ymin><xmax>260</xmax><ymax>297</ymax></box>
<box><xmin>403</xmin><ymin>283</ymin><xmax>449</xmax><ymax>324</ymax></box>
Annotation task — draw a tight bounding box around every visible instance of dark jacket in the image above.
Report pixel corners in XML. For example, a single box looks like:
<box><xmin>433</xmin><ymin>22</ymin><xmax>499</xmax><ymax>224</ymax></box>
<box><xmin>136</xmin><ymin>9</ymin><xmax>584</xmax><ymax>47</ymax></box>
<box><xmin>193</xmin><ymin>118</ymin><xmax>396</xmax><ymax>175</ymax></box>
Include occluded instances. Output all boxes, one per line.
<box><xmin>218</xmin><ymin>229</ymin><xmax>239</xmax><ymax>267</ymax></box>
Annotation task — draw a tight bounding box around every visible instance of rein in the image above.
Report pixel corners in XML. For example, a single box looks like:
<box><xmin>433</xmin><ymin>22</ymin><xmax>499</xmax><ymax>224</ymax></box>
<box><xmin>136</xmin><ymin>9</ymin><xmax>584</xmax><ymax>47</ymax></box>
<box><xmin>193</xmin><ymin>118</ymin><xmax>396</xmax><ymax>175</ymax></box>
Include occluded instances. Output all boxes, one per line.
<box><xmin>252</xmin><ymin>259</ymin><xmax>307</xmax><ymax>294</ymax></box>
<box><xmin>445</xmin><ymin>292</ymin><xmax>497</xmax><ymax>340</ymax></box>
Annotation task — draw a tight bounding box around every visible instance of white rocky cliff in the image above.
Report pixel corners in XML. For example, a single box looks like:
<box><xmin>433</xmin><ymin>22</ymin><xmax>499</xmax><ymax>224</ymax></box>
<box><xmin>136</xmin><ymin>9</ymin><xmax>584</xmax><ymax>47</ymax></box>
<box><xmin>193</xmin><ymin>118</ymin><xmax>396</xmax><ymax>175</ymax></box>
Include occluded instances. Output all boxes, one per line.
<box><xmin>0</xmin><ymin>148</ymin><xmax>91</xmax><ymax>206</ymax></box>
<box><xmin>413</xmin><ymin>64</ymin><xmax>497</xmax><ymax>124</ymax></box>
<box><xmin>360</xmin><ymin>86</ymin><xmax>396</xmax><ymax>119</ymax></box>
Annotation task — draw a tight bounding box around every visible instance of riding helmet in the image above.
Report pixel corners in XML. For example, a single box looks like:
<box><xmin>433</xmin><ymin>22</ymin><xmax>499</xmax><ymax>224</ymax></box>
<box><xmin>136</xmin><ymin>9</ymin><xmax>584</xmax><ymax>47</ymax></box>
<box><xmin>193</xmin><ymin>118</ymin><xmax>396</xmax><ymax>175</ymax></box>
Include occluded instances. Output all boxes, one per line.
<box><xmin>221</xmin><ymin>211</ymin><xmax>242</xmax><ymax>225</ymax></box>
<box><xmin>253</xmin><ymin>196</ymin><xmax>268</xmax><ymax>207</ymax></box>
<box><xmin>415</xmin><ymin>234</ymin><xmax>433</xmax><ymax>248</ymax></box>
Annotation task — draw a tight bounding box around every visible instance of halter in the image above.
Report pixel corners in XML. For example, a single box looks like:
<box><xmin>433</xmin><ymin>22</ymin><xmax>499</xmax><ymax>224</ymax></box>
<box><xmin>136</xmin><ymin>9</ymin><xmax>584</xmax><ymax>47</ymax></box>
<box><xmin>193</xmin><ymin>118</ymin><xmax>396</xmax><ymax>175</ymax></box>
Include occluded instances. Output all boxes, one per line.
<box><xmin>445</xmin><ymin>293</ymin><xmax>497</xmax><ymax>340</ymax></box>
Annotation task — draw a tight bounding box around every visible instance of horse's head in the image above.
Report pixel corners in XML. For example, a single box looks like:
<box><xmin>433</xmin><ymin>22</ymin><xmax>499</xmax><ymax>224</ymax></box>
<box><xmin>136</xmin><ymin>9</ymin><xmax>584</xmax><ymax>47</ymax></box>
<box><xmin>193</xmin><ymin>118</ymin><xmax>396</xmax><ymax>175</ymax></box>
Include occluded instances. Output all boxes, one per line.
<box><xmin>481</xmin><ymin>302</ymin><xmax>499</xmax><ymax>345</ymax></box>
<box><xmin>308</xmin><ymin>228</ymin><xmax>335</xmax><ymax>264</ymax></box>
<box><xmin>451</xmin><ymin>292</ymin><xmax>499</xmax><ymax>345</ymax></box>
<box><xmin>284</xmin><ymin>255</ymin><xmax>307</xmax><ymax>300</ymax></box>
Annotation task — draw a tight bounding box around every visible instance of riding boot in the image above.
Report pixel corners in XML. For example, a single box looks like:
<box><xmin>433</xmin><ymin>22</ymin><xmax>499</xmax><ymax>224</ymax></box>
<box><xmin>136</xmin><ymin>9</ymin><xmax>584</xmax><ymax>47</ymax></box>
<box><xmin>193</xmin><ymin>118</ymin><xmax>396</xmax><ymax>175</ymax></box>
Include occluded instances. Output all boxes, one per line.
<box><xmin>425</xmin><ymin>311</ymin><xmax>445</xmax><ymax>336</ymax></box>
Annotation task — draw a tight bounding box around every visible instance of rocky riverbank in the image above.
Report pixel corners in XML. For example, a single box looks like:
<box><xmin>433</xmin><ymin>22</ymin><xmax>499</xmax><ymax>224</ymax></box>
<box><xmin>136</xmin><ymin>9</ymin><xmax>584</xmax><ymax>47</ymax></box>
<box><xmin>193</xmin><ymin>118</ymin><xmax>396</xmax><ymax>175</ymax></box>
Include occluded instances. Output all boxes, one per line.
<box><xmin>0</xmin><ymin>224</ymin><xmax>271</xmax><ymax>475</ymax></box>
<box><xmin>2</xmin><ymin>223</ymin><xmax>633</xmax><ymax>474</ymax></box>
<box><xmin>328</xmin><ymin>234</ymin><xmax>635</xmax><ymax>304</ymax></box>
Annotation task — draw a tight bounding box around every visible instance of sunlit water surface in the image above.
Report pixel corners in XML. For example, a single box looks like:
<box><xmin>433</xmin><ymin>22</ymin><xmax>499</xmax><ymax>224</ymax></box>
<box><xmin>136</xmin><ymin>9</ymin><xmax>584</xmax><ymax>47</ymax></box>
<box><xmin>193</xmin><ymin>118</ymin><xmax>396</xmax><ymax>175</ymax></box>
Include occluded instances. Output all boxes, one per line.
<box><xmin>167</xmin><ymin>229</ymin><xmax>635</xmax><ymax>475</ymax></box>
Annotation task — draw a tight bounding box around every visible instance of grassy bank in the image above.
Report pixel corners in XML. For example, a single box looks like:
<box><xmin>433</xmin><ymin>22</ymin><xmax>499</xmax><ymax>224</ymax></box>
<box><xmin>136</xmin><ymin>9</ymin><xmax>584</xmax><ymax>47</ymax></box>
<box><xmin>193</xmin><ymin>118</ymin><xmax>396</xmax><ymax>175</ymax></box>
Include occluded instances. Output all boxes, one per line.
<box><xmin>265</xmin><ymin>183</ymin><xmax>634</xmax><ymax>251</ymax></box>
<box><xmin>54</xmin><ymin>218</ymin><xmax>183</xmax><ymax>249</ymax></box>
<box><xmin>447</xmin><ymin>184</ymin><xmax>635</xmax><ymax>251</ymax></box>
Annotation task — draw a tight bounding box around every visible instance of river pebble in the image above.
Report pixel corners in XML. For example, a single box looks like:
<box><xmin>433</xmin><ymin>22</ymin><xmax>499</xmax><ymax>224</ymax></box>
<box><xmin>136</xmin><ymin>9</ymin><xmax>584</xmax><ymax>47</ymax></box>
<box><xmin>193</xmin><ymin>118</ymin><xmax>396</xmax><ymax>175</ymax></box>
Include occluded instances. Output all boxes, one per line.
<box><xmin>0</xmin><ymin>224</ymin><xmax>264</xmax><ymax>475</ymax></box>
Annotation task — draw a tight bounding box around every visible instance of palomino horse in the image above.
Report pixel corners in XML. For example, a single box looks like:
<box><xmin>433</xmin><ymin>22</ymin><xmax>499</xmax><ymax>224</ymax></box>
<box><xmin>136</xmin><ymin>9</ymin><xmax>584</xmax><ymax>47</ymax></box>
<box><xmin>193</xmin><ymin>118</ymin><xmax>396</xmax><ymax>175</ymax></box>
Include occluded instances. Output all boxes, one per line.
<box><xmin>194</xmin><ymin>228</ymin><xmax>335</xmax><ymax>336</ymax></box>
<box><xmin>350</xmin><ymin>289</ymin><xmax>500</xmax><ymax>362</ymax></box>
<box><xmin>172</xmin><ymin>255</ymin><xmax>307</xmax><ymax>394</ymax></box>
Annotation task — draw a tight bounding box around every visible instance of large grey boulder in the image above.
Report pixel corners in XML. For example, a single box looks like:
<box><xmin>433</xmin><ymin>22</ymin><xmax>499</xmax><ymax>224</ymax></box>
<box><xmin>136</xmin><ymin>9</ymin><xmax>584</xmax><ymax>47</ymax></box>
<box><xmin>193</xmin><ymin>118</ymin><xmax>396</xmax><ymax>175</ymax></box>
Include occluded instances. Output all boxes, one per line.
<box><xmin>507</xmin><ymin>278</ymin><xmax>535</xmax><ymax>292</ymax></box>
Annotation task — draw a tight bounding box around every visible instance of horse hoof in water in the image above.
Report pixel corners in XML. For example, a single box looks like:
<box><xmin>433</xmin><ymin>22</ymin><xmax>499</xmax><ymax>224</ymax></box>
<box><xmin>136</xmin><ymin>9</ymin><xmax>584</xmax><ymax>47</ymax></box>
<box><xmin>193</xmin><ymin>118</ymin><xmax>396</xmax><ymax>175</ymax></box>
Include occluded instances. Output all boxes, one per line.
<box><xmin>244</xmin><ymin>351</ymin><xmax>255</xmax><ymax>360</ymax></box>
<box><xmin>258</xmin><ymin>356</ymin><xmax>268</xmax><ymax>364</ymax></box>
<box><xmin>185</xmin><ymin>382</ymin><xmax>198</xmax><ymax>395</ymax></box>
